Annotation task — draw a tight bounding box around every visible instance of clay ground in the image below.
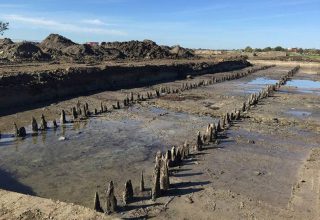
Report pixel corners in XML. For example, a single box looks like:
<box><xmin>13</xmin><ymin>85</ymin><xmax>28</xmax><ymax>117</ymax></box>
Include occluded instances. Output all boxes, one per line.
<box><xmin>0</xmin><ymin>64</ymin><xmax>319</xmax><ymax>219</ymax></box>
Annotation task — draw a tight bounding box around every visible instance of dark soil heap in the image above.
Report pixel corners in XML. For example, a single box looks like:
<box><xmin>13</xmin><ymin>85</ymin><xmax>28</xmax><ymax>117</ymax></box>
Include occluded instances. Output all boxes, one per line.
<box><xmin>169</xmin><ymin>45</ymin><xmax>194</xmax><ymax>58</ymax></box>
<box><xmin>40</xmin><ymin>34</ymin><xmax>76</xmax><ymax>51</ymax></box>
<box><xmin>103</xmin><ymin>39</ymin><xmax>172</xmax><ymax>59</ymax></box>
<box><xmin>0</xmin><ymin>34</ymin><xmax>195</xmax><ymax>63</ymax></box>
<box><xmin>0</xmin><ymin>41</ymin><xmax>50</xmax><ymax>61</ymax></box>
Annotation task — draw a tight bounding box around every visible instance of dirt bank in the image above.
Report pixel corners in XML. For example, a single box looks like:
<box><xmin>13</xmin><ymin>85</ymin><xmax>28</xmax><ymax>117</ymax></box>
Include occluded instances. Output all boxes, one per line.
<box><xmin>0</xmin><ymin>58</ymin><xmax>249</xmax><ymax>115</ymax></box>
<box><xmin>249</xmin><ymin>59</ymin><xmax>320</xmax><ymax>70</ymax></box>
<box><xmin>0</xmin><ymin>189</ymin><xmax>115</xmax><ymax>220</ymax></box>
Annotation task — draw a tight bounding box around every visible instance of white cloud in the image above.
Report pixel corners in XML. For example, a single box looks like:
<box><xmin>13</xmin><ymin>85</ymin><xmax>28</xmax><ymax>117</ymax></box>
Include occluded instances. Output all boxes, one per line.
<box><xmin>3</xmin><ymin>14</ymin><xmax>127</xmax><ymax>36</ymax></box>
<box><xmin>82</xmin><ymin>19</ymin><xmax>109</xmax><ymax>25</ymax></box>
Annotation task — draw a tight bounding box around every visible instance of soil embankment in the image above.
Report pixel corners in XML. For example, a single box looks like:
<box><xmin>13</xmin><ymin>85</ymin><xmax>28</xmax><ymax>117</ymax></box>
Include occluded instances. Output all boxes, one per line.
<box><xmin>0</xmin><ymin>58</ymin><xmax>249</xmax><ymax>115</ymax></box>
<box><xmin>0</xmin><ymin>189</ymin><xmax>115</xmax><ymax>220</ymax></box>
<box><xmin>249</xmin><ymin>59</ymin><xmax>320</xmax><ymax>70</ymax></box>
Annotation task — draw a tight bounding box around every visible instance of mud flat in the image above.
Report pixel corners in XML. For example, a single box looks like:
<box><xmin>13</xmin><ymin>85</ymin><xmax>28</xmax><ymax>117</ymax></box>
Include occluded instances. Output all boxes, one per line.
<box><xmin>0</xmin><ymin>64</ymin><xmax>319</xmax><ymax>219</ymax></box>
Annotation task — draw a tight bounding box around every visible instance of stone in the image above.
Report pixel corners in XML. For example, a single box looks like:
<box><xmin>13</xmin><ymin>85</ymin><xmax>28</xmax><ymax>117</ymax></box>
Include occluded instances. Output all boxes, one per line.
<box><xmin>31</xmin><ymin>117</ymin><xmax>38</xmax><ymax>132</ymax></box>
<box><xmin>140</xmin><ymin>171</ymin><xmax>145</xmax><ymax>192</ymax></box>
<box><xmin>60</xmin><ymin>110</ymin><xmax>66</xmax><ymax>124</ymax></box>
<box><xmin>105</xmin><ymin>181</ymin><xmax>117</xmax><ymax>214</ymax></box>
<box><xmin>93</xmin><ymin>192</ymin><xmax>104</xmax><ymax>213</ymax></box>
<box><xmin>123</xmin><ymin>180</ymin><xmax>134</xmax><ymax>205</ymax></box>
<box><xmin>58</xmin><ymin>136</ymin><xmax>66</xmax><ymax>141</ymax></box>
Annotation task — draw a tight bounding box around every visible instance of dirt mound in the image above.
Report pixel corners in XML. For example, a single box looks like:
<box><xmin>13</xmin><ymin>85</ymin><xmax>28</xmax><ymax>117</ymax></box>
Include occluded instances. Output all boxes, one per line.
<box><xmin>0</xmin><ymin>34</ymin><xmax>196</xmax><ymax>62</ymax></box>
<box><xmin>40</xmin><ymin>34</ymin><xmax>76</xmax><ymax>51</ymax></box>
<box><xmin>103</xmin><ymin>39</ymin><xmax>173</xmax><ymax>59</ymax></box>
<box><xmin>0</xmin><ymin>38</ymin><xmax>14</xmax><ymax>46</ymax></box>
<box><xmin>0</xmin><ymin>42</ymin><xmax>50</xmax><ymax>61</ymax></box>
<box><xmin>62</xmin><ymin>44</ymin><xmax>94</xmax><ymax>56</ymax></box>
<box><xmin>170</xmin><ymin>45</ymin><xmax>194</xmax><ymax>58</ymax></box>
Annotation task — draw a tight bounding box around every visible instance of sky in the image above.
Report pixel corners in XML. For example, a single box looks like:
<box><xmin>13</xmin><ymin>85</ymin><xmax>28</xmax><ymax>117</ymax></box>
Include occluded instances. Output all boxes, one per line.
<box><xmin>0</xmin><ymin>0</ymin><xmax>319</xmax><ymax>49</ymax></box>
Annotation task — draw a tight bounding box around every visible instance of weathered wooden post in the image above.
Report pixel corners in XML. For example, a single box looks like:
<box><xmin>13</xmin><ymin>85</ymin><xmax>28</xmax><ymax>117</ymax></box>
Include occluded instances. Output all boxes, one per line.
<box><xmin>93</xmin><ymin>192</ymin><xmax>104</xmax><ymax>213</ymax></box>
<box><xmin>105</xmin><ymin>181</ymin><xmax>117</xmax><ymax>214</ymax></box>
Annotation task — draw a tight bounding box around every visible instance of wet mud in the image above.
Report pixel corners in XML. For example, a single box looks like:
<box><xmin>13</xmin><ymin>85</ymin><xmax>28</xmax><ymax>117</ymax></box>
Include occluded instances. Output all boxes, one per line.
<box><xmin>0</xmin><ymin>64</ymin><xmax>319</xmax><ymax>219</ymax></box>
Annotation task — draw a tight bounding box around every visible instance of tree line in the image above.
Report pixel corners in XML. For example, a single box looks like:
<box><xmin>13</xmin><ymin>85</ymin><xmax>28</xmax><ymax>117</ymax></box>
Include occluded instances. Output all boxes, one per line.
<box><xmin>244</xmin><ymin>46</ymin><xmax>320</xmax><ymax>55</ymax></box>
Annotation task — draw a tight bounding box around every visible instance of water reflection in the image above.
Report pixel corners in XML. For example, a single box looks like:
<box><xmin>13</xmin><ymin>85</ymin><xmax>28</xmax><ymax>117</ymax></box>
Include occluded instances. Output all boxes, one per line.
<box><xmin>248</xmin><ymin>77</ymin><xmax>279</xmax><ymax>85</ymax></box>
<box><xmin>286</xmin><ymin>110</ymin><xmax>312</xmax><ymax>117</ymax></box>
<box><xmin>286</xmin><ymin>79</ymin><xmax>320</xmax><ymax>89</ymax></box>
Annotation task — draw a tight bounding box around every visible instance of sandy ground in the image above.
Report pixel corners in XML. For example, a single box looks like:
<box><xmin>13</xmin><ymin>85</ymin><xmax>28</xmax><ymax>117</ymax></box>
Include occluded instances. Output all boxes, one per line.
<box><xmin>0</xmin><ymin>64</ymin><xmax>319</xmax><ymax>219</ymax></box>
<box><xmin>0</xmin><ymin>189</ymin><xmax>116</xmax><ymax>220</ymax></box>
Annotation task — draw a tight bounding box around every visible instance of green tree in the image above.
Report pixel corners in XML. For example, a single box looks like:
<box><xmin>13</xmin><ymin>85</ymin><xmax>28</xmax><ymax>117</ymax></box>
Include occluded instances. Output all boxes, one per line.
<box><xmin>244</xmin><ymin>46</ymin><xmax>253</xmax><ymax>53</ymax></box>
<box><xmin>274</xmin><ymin>46</ymin><xmax>285</xmax><ymax>51</ymax></box>
<box><xmin>0</xmin><ymin>21</ymin><xmax>9</xmax><ymax>35</ymax></box>
<box><xmin>263</xmin><ymin>47</ymin><xmax>272</xmax><ymax>52</ymax></box>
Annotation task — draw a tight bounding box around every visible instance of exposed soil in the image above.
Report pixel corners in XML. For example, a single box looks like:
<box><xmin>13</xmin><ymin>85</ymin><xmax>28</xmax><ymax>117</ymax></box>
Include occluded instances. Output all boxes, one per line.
<box><xmin>0</xmin><ymin>34</ymin><xmax>198</xmax><ymax>63</ymax></box>
<box><xmin>0</xmin><ymin>63</ymin><xmax>319</xmax><ymax>220</ymax></box>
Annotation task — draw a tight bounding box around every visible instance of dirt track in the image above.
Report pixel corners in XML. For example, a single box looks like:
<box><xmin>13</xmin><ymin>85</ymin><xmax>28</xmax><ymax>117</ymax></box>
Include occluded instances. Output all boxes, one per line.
<box><xmin>0</xmin><ymin>63</ymin><xmax>319</xmax><ymax>219</ymax></box>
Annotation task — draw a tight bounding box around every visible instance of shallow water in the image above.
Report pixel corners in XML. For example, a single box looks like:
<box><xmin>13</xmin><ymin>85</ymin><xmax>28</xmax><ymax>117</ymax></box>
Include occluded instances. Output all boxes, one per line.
<box><xmin>248</xmin><ymin>77</ymin><xmax>279</xmax><ymax>85</ymax></box>
<box><xmin>232</xmin><ymin>77</ymin><xmax>279</xmax><ymax>95</ymax></box>
<box><xmin>286</xmin><ymin>110</ymin><xmax>312</xmax><ymax>117</ymax></box>
<box><xmin>0</xmin><ymin>106</ymin><xmax>215</xmax><ymax>207</ymax></box>
<box><xmin>286</xmin><ymin>79</ymin><xmax>320</xmax><ymax>89</ymax></box>
<box><xmin>282</xmin><ymin>79</ymin><xmax>320</xmax><ymax>95</ymax></box>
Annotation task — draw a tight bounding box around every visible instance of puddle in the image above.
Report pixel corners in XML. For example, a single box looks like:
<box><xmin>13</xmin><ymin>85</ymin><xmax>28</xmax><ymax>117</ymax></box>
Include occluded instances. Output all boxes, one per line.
<box><xmin>284</xmin><ymin>79</ymin><xmax>320</xmax><ymax>95</ymax></box>
<box><xmin>230</xmin><ymin>77</ymin><xmax>280</xmax><ymax>96</ymax></box>
<box><xmin>0</xmin><ymin>106</ymin><xmax>216</xmax><ymax>207</ymax></box>
<box><xmin>286</xmin><ymin>80</ymin><xmax>320</xmax><ymax>89</ymax></box>
<box><xmin>286</xmin><ymin>110</ymin><xmax>312</xmax><ymax>117</ymax></box>
<box><xmin>248</xmin><ymin>77</ymin><xmax>279</xmax><ymax>85</ymax></box>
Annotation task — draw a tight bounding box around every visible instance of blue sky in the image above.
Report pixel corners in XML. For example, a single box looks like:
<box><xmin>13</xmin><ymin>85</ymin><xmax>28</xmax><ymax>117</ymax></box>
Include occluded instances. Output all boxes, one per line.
<box><xmin>0</xmin><ymin>0</ymin><xmax>319</xmax><ymax>49</ymax></box>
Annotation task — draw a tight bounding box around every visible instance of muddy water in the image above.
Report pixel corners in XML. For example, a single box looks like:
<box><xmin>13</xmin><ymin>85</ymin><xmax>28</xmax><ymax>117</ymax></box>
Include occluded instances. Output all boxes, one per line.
<box><xmin>0</xmin><ymin>105</ymin><xmax>215</xmax><ymax>207</ymax></box>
